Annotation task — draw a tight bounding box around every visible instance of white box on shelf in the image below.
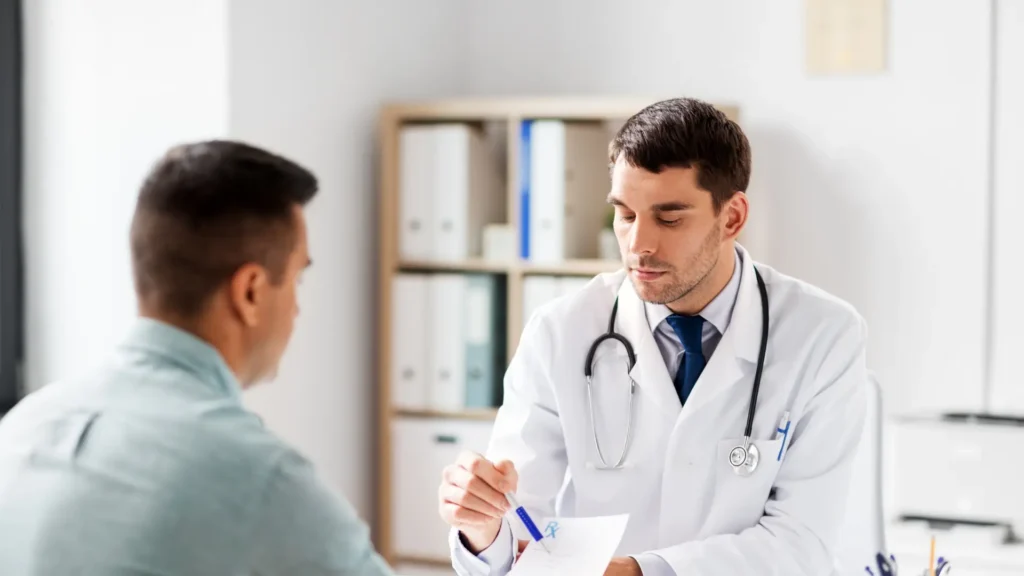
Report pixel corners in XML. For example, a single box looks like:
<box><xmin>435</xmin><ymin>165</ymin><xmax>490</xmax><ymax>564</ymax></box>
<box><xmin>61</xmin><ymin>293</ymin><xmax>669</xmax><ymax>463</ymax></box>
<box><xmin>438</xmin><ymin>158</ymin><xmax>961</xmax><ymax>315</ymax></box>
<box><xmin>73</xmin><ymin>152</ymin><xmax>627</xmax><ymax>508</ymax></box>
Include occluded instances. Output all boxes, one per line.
<box><xmin>391</xmin><ymin>417</ymin><xmax>495</xmax><ymax>561</ymax></box>
<box><xmin>482</xmin><ymin>223</ymin><xmax>516</xmax><ymax>262</ymax></box>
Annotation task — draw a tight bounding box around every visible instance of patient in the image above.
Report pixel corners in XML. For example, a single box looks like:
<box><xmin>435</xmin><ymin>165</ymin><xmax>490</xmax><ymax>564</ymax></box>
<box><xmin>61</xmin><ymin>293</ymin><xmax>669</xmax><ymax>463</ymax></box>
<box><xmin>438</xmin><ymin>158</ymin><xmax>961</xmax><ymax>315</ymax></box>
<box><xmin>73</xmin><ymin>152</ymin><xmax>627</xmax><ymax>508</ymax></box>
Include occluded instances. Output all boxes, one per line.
<box><xmin>0</xmin><ymin>141</ymin><xmax>394</xmax><ymax>575</ymax></box>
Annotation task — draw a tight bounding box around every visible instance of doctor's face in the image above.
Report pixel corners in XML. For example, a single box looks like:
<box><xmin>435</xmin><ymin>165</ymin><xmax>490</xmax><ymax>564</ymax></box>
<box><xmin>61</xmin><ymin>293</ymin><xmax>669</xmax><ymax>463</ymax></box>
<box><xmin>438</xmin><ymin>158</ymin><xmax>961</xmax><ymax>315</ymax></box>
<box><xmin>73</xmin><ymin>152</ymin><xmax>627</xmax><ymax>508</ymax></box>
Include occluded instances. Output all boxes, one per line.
<box><xmin>608</xmin><ymin>157</ymin><xmax>746</xmax><ymax>310</ymax></box>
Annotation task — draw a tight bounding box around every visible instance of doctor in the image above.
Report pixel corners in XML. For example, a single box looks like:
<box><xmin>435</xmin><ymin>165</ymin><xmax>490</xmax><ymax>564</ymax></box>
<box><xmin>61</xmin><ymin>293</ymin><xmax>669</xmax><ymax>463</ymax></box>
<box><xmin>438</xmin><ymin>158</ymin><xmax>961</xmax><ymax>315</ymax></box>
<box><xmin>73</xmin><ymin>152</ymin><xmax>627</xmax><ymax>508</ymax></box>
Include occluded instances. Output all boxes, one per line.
<box><xmin>438</xmin><ymin>97</ymin><xmax>869</xmax><ymax>576</ymax></box>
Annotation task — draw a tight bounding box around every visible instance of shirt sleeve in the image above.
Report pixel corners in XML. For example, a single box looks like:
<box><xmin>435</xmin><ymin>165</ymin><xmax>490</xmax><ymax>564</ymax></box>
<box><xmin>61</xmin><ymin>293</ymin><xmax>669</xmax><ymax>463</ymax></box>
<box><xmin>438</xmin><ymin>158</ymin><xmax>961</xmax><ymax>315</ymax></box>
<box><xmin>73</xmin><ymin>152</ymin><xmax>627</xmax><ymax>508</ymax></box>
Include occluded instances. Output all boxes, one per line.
<box><xmin>247</xmin><ymin>449</ymin><xmax>394</xmax><ymax>576</ymax></box>
<box><xmin>449</xmin><ymin>518</ymin><xmax>514</xmax><ymax>575</ymax></box>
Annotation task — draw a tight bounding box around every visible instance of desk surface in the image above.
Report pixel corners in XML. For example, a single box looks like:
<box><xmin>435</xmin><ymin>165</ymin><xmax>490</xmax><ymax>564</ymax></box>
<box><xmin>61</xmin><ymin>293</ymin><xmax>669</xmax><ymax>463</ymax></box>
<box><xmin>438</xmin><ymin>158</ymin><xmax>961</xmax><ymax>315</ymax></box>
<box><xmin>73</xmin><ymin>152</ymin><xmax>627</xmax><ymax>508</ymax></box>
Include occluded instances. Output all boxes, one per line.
<box><xmin>886</xmin><ymin>522</ymin><xmax>1024</xmax><ymax>575</ymax></box>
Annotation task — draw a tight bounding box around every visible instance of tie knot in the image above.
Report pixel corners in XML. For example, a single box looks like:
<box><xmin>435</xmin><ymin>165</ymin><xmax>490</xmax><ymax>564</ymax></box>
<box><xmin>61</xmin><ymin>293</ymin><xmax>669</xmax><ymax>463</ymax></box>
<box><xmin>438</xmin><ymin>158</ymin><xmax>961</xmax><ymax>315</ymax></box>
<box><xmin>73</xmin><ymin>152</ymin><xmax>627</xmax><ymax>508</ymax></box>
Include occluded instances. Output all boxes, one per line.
<box><xmin>666</xmin><ymin>314</ymin><xmax>704</xmax><ymax>350</ymax></box>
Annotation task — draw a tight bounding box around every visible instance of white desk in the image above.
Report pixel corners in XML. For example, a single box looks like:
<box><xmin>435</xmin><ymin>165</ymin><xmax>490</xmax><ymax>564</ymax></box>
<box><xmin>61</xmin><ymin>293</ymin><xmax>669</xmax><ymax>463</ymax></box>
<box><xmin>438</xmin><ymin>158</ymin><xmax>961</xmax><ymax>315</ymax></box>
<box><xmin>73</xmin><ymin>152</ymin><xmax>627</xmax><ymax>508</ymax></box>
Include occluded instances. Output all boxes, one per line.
<box><xmin>885</xmin><ymin>521</ymin><xmax>1024</xmax><ymax>576</ymax></box>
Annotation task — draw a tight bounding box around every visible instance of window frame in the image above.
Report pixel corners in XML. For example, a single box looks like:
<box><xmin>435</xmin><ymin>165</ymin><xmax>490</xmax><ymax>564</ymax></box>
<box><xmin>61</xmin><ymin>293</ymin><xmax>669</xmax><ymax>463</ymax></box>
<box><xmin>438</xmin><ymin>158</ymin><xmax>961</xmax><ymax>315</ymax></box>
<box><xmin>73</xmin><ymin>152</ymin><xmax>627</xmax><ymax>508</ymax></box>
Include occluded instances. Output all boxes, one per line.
<box><xmin>1</xmin><ymin>0</ymin><xmax>24</xmax><ymax>412</ymax></box>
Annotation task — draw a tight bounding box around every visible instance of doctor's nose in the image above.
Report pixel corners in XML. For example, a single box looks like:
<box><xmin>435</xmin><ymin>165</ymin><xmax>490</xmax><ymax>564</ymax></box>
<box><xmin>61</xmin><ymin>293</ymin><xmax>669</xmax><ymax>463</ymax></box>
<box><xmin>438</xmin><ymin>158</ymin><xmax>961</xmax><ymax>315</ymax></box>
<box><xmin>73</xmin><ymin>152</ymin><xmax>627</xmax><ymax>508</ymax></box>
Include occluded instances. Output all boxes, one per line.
<box><xmin>628</xmin><ymin>217</ymin><xmax>658</xmax><ymax>256</ymax></box>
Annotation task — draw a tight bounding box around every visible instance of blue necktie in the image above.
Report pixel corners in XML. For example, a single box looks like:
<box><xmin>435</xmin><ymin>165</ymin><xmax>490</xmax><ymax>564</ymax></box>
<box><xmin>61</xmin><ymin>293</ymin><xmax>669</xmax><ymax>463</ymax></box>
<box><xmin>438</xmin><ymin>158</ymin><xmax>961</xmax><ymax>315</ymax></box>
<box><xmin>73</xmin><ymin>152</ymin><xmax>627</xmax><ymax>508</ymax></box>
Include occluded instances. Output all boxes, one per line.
<box><xmin>665</xmin><ymin>314</ymin><xmax>706</xmax><ymax>406</ymax></box>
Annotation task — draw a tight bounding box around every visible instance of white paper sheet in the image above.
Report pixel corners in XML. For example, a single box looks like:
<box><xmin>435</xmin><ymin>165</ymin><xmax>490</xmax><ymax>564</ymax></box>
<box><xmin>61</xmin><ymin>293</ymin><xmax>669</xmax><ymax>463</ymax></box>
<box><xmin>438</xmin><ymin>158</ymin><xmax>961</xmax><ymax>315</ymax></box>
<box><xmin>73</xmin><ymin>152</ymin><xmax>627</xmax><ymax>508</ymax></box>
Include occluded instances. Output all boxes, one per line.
<box><xmin>509</xmin><ymin>514</ymin><xmax>630</xmax><ymax>575</ymax></box>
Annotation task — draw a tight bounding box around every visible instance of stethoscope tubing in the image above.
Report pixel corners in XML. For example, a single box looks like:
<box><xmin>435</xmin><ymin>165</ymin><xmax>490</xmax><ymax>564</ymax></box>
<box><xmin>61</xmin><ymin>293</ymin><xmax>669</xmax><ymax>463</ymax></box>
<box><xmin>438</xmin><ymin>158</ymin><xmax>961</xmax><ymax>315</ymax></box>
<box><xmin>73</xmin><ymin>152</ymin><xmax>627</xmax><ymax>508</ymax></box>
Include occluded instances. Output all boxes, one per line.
<box><xmin>584</xmin><ymin>267</ymin><xmax>769</xmax><ymax>472</ymax></box>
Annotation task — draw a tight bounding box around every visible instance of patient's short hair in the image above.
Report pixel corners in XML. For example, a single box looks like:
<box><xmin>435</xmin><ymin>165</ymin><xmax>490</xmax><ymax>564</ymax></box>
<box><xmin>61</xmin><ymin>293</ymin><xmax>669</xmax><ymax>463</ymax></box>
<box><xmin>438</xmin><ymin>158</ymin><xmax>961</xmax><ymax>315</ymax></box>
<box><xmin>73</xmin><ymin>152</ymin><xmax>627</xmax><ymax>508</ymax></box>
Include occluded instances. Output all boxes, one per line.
<box><xmin>130</xmin><ymin>140</ymin><xmax>318</xmax><ymax>317</ymax></box>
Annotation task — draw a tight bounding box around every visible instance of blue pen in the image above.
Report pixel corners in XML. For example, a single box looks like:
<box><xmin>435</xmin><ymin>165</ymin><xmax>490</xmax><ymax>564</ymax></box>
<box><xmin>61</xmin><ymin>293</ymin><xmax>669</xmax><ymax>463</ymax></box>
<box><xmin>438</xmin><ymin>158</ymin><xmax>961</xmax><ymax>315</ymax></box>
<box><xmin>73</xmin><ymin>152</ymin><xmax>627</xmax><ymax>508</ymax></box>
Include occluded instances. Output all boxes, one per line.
<box><xmin>775</xmin><ymin>411</ymin><xmax>791</xmax><ymax>461</ymax></box>
<box><xmin>505</xmin><ymin>492</ymin><xmax>550</xmax><ymax>553</ymax></box>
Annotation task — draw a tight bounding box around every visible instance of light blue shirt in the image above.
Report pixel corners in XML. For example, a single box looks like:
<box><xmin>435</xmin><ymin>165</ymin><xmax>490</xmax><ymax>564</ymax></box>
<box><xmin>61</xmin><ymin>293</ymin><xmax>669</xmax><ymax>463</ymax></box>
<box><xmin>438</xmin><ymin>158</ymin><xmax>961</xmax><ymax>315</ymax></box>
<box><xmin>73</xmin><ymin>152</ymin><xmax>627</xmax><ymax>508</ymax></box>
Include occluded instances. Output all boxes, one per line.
<box><xmin>0</xmin><ymin>318</ymin><xmax>393</xmax><ymax>576</ymax></box>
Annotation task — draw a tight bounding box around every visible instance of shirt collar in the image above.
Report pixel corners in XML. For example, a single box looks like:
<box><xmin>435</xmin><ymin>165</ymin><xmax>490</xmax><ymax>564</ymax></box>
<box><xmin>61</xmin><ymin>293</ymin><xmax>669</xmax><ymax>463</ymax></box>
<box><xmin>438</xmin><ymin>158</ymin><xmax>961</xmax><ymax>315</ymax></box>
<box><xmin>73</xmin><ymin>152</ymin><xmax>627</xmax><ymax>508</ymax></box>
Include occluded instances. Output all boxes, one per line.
<box><xmin>118</xmin><ymin>317</ymin><xmax>244</xmax><ymax>403</ymax></box>
<box><xmin>645</xmin><ymin>247</ymin><xmax>743</xmax><ymax>335</ymax></box>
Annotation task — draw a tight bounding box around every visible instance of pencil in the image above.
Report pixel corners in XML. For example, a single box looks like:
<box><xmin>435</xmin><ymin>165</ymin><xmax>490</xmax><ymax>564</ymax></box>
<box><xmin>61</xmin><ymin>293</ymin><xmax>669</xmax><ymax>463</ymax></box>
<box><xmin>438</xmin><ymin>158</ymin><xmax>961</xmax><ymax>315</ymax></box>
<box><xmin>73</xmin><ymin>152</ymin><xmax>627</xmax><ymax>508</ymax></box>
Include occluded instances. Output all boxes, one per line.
<box><xmin>929</xmin><ymin>535</ymin><xmax>936</xmax><ymax>576</ymax></box>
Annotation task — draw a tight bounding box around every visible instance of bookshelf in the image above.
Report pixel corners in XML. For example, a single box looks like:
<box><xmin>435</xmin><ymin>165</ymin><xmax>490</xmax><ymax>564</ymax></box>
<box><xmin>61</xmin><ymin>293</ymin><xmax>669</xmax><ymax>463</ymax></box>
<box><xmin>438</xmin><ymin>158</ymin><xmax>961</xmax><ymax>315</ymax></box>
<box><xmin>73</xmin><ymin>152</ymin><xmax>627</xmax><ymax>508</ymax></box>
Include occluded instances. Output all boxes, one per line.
<box><xmin>375</xmin><ymin>96</ymin><xmax>739</xmax><ymax>568</ymax></box>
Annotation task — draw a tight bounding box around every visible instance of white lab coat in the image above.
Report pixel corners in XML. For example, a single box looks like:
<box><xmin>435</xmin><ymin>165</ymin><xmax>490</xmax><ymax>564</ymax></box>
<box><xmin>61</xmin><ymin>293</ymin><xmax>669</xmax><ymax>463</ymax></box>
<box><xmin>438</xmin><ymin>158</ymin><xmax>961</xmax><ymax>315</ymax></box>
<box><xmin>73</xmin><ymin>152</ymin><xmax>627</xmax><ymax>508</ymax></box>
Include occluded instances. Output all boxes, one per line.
<box><xmin>450</xmin><ymin>245</ymin><xmax>869</xmax><ymax>576</ymax></box>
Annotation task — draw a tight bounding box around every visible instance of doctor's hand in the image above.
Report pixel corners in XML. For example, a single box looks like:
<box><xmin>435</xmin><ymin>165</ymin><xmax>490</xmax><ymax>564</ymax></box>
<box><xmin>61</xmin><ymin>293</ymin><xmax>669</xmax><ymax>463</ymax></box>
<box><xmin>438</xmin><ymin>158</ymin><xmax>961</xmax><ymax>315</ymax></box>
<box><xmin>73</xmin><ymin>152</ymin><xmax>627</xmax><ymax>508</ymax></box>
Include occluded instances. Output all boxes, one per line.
<box><xmin>603</xmin><ymin>557</ymin><xmax>642</xmax><ymax>576</ymax></box>
<box><xmin>438</xmin><ymin>452</ymin><xmax>518</xmax><ymax>554</ymax></box>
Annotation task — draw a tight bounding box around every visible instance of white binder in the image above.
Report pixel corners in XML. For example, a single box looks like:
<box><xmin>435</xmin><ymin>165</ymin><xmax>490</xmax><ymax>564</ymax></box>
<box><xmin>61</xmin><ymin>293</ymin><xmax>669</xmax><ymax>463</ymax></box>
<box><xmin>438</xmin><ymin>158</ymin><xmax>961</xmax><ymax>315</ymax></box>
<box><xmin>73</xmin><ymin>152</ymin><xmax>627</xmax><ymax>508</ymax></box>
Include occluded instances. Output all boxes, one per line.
<box><xmin>428</xmin><ymin>274</ymin><xmax>466</xmax><ymax>410</ymax></box>
<box><xmin>390</xmin><ymin>274</ymin><xmax>429</xmax><ymax>410</ymax></box>
<box><xmin>463</xmin><ymin>274</ymin><xmax>505</xmax><ymax>409</ymax></box>
<box><xmin>431</xmin><ymin>124</ymin><xmax>505</xmax><ymax>261</ymax></box>
<box><xmin>559</xmin><ymin>276</ymin><xmax>591</xmax><ymax>297</ymax></box>
<box><xmin>528</xmin><ymin>121</ymin><xmax>610</xmax><ymax>262</ymax></box>
<box><xmin>522</xmin><ymin>276</ymin><xmax>562</xmax><ymax>327</ymax></box>
<box><xmin>398</xmin><ymin>126</ymin><xmax>436</xmax><ymax>261</ymax></box>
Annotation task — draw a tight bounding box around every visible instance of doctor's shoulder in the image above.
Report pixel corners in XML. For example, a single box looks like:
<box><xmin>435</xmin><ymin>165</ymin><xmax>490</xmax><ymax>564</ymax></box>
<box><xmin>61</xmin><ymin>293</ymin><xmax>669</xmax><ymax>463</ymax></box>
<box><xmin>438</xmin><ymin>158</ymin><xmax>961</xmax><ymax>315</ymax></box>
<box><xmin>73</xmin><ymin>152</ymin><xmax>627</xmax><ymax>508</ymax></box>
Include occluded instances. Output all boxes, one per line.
<box><xmin>760</xmin><ymin>264</ymin><xmax>869</xmax><ymax>379</ymax></box>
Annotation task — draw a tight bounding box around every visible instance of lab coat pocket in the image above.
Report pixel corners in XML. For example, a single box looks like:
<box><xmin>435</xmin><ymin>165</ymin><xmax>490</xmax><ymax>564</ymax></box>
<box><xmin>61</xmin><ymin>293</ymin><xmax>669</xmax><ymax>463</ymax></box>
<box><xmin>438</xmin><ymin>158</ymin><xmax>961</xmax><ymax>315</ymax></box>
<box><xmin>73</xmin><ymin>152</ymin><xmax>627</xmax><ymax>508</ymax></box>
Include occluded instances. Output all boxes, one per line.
<box><xmin>708</xmin><ymin>437</ymin><xmax>785</xmax><ymax>533</ymax></box>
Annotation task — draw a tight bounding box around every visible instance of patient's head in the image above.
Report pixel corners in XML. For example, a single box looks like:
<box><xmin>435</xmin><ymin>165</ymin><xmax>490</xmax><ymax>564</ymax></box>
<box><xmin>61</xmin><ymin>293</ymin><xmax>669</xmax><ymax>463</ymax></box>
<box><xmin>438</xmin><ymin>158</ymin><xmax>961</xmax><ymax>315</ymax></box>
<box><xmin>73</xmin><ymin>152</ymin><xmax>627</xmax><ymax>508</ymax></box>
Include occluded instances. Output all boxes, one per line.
<box><xmin>129</xmin><ymin>140</ymin><xmax>317</xmax><ymax>387</ymax></box>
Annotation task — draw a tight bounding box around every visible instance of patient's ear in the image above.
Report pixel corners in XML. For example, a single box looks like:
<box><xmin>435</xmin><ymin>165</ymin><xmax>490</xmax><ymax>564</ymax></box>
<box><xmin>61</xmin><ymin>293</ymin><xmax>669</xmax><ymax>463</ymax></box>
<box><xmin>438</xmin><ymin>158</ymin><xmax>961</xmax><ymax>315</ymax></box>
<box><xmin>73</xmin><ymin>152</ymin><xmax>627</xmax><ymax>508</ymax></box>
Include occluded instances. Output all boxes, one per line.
<box><xmin>228</xmin><ymin>262</ymin><xmax>268</xmax><ymax>327</ymax></box>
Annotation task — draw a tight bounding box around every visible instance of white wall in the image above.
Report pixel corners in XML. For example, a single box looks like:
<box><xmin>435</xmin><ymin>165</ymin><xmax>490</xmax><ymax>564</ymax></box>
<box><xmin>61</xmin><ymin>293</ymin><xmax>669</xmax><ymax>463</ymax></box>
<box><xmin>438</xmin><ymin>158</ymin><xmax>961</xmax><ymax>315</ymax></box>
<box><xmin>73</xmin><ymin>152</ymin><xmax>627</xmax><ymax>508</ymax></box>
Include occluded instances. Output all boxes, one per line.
<box><xmin>989</xmin><ymin>0</ymin><xmax>1024</xmax><ymax>415</ymax></box>
<box><xmin>22</xmin><ymin>0</ymin><xmax>230</xmax><ymax>391</ymax></box>
<box><xmin>23</xmin><ymin>0</ymin><xmax>468</xmax><ymax>530</ymax></box>
<box><xmin>228</xmin><ymin>0</ymin><xmax>467</xmax><ymax>522</ymax></box>
<box><xmin>464</xmin><ymin>0</ymin><xmax>994</xmax><ymax>417</ymax></box>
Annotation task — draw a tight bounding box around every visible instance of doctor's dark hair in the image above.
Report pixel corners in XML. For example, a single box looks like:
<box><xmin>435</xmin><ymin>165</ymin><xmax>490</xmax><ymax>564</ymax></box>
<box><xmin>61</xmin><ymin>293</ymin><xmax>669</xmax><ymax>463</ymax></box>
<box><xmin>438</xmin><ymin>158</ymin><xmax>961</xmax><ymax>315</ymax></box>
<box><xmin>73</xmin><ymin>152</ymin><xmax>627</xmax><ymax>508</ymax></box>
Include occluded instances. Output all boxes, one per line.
<box><xmin>609</xmin><ymin>97</ymin><xmax>751</xmax><ymax>212</ymax></box>
<box><xmin>129</xmin><ymin>140</ymin><xmax>318</xmax><ymax>317</ymax></box>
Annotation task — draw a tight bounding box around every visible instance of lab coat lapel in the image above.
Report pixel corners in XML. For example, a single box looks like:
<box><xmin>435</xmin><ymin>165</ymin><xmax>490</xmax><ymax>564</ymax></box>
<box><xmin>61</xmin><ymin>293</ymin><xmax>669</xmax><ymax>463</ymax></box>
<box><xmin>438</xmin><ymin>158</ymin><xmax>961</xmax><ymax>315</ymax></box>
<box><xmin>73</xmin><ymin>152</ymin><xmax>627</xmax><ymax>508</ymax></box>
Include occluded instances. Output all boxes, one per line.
<box><xmin>677</xmin><ymin>245</ymin><xmax>764</xmax><ymax>422</ymax></box>
<box><xmin>616</xmin><ymin>278</ymin><xmax>683</xmax><ymax>418</ymax></box>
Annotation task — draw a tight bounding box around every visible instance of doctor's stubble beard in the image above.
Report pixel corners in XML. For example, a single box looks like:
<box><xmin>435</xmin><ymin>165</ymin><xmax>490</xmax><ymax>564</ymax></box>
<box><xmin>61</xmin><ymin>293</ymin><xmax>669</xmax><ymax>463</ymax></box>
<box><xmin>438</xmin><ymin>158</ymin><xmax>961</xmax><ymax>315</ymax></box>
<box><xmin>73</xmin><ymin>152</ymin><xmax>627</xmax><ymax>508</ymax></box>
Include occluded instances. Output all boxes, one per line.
<box><xmin>627</xmin><ymin>221</ymin><xmax>723</xmax><ymax>306</ymax></box>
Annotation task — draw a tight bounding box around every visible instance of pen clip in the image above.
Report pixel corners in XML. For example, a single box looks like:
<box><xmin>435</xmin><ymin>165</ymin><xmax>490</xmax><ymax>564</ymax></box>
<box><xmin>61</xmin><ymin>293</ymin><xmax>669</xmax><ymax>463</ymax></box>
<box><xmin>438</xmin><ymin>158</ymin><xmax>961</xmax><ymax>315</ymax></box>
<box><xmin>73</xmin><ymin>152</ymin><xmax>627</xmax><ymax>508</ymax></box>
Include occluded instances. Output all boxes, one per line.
<box><xmin>776</xmin><ymin>411</ymin><xmax>791</xmax><ymax>461</ymax></box>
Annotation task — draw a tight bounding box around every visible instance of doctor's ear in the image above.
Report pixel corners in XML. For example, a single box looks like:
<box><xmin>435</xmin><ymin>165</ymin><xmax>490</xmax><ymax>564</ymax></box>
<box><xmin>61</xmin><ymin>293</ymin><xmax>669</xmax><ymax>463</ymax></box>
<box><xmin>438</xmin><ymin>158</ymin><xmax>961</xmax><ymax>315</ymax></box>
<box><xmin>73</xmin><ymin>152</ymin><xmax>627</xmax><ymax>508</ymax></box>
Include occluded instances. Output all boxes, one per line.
<box><xmin>228</xmin><ymin>263</ymin><xmax>268</xmax><ymax>327</ymax></box>
<box><xmin>720</xmin><ymin>191</ymin><xmax>749</xmax><ymax>240</ymax></box>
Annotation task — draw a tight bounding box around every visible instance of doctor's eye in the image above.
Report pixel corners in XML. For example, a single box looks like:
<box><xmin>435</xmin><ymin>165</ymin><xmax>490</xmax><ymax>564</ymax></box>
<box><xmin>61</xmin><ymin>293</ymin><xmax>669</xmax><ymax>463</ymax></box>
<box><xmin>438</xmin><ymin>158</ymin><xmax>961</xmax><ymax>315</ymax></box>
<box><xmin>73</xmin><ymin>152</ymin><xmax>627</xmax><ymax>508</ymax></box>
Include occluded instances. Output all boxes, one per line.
<box><xmin>617</xmin><ymin>213</ymin><xmax>636</xmax><ymax>223</ymax></box>
<box><xmin>658</xmin><ymin>218</ymin><xmax>680</xmax><ymax>226</ymax></box>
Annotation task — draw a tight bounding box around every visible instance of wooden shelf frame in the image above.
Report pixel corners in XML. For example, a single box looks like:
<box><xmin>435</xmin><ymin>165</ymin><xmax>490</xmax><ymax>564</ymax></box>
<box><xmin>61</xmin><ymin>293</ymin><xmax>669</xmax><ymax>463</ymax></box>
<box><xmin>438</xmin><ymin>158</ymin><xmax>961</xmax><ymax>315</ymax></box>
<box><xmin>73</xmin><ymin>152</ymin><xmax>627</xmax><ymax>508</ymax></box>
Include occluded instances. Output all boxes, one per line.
<box><xmin>397</xmin><ymin>258</ymin><xmax>623</xmax><ymax>276</ymax></box>
<box><xmin>374</xmin><ymin>96</ymin><xmax>740</xmax><ymax>566</ymax></box>
<box><xmin>392</xmin><ymin>407</ymin><xmax>500</xmax><ymax>421</ymax></box>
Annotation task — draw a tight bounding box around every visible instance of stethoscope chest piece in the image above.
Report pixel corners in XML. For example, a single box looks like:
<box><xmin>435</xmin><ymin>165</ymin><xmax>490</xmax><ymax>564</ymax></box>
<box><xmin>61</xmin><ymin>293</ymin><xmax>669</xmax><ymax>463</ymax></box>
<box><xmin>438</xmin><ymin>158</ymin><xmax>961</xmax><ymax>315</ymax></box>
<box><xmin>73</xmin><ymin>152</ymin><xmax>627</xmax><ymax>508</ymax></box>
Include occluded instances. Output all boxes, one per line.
<box><xmin>729</xmin><ymin>439</ymin><xmax>759</xmax><ymax>477</ymax></box>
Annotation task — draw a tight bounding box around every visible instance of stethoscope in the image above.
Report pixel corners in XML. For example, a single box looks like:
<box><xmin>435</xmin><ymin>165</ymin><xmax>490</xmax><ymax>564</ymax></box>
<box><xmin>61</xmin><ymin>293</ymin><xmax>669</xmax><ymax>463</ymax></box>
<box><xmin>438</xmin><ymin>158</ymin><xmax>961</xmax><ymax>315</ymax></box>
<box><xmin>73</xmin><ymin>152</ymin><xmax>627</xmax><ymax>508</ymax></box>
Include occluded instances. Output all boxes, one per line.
<box><xmin>583</xmin><ymin>267</ymin><xmax>770</xmax><ymax>477</ymax></box>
